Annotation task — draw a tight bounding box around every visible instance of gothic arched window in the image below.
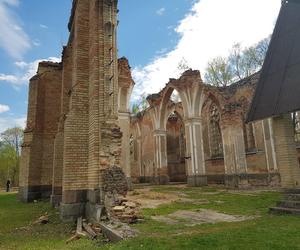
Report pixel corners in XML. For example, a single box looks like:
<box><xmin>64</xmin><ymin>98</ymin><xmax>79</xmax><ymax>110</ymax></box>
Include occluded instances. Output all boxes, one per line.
<box><xmin>209</xmin><ymin>104</ymin><xmax>223</xmax><ymax>157</ymax></box>
<box><xmin>243</xmin><ymin>122</ymin><xmax>256</xmax><ymax>152</ymax></box>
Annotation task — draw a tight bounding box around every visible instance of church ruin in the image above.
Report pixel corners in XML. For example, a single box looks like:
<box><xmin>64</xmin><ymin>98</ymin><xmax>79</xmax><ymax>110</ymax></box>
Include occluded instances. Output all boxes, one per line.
<box><xmin>19</xmin><ymin>0</ymin><xmax>300</xmax><ymax>221</ymax></box>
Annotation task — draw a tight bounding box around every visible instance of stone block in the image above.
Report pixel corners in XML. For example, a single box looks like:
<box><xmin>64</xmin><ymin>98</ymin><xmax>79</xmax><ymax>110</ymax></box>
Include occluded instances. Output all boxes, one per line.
<box><xmin>60</xmin><ymin>203</ymin><xmax>86</xmax><ymax>222</ymax></box>
<box><xmin>187</xmin><ymin>175</ymin><xmax>208</xmax><ymax>187</ymax></box>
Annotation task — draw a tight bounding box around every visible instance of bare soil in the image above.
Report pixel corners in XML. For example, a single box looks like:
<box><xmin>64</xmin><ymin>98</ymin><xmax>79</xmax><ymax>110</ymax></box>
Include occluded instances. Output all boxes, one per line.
<box><xmin>152</xmin><ymin>209</ymin><xmax>256</xmax><ymax>226</ymax></box>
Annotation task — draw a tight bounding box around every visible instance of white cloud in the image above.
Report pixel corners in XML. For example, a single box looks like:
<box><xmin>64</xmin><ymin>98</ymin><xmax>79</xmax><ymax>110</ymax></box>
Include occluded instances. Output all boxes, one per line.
<box><xmin>39</xmin><ymin>24</ymin><xmax>48</xmax><ymax>29</ymax></box>
<box><xmin>0</xmin><ymin>104</ymin><xmax>10</xmax><ymax>114</ymax></box>
<box><xmin>0</xmin><ymin>115</ymin><xmax>26</xmax><ymax>133</ymax></box>
<box><xmin>0</xmin><ymin>57</ymin><xmax>61</xmax><ymax>88</ymax></box>
<box><xmin>14</xmin><ymin>61</ymin><xmax>27</xmax><ymax>69</ymax></box>
<box><xmin>156</xmin><ymin>7</ymin><xmax>165</xmax><ymax>16</ymax></box>
<box><xmin>131</xmin><ymin>0</ymin><xmax>281</xmax><ymax>101</ymax></box>
<box><xmin>0</xmin><ymin>73</ymin><xmax>18</xmax><ymax>83</ymax></box>
<box><xmin>0</xmin><ymin>0</ymin><xmax>19</xmax><ymax>7</ymax></box>
<box><xmin>0</xmin><ymin>0</ymin><xmax>31</xmax><ymax>59</ymax></box>
<box><xmin>32</xmin><ymin>39</ymin><xmax>41</xmax><ymax>47</ymax></box>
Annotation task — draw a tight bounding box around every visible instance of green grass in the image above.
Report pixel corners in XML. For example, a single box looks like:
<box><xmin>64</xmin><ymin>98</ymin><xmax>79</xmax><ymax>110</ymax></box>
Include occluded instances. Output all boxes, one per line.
<box><xmin>1</xmin><ymin>188</ymin><xmax>300</xmax><ymax>250</ymax></box>
<box><xmin>0</xmin><ymin>193</ymin><xmax>99</xmax><ymax>250</ymax></box>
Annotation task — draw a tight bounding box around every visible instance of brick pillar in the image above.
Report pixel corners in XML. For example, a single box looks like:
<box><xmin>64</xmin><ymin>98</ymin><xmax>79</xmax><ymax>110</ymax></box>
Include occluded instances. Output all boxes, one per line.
<box><xmin>222</xmin><ymin>117</ymin><xmax>248</xmax><ymax>188</ymax></box>
<box><xmin>119</xmin><ymin>112</ymin><xmax>132</xmax><ymax>189</ymax></box>
<box><xmin>262</xmin><ymin>119</ymin><xmax>278</xmax><ymax>171</ymax></box>
<box><xmin>85</xmin><ymin>0</ymin><xmax>125</xmax><ymax>222</ymax></box>
<box><xmin>19</xmin><ymin>77</ymin><xmax>42</xmax><ymax>202</ymax></box>
<box><xmin>51</xmin><ymin>128</ymin><xmax>64</xmax><ymax>206</ymax></box>
<box><xmin>153</xmin><ymin>130</ymin><xmax>169</xmax><ymax>184</ymax></box>
<box><xmin>185</xmin><ymin>117</ymin><xmax>207</xmax><ymax>186</ymax></box>
<box><xmin>137</xmin><ymin>136</ymin><xmax>143</xmax><ymax>178</ymax></box>
<box><xmin>87</xmin><ymin>0</ymin><xmax>101</xmax><ymax>206</ymax></box>
<box><xmin>60</xmin><ymin>0</ymin><xmax>90</xmax><ymax>221</ymax></box>
<box><xmin>51</xmin><ymin>46</ymin><xmax>73</xmax><ymax>207</ymax></box>
<box><xmin>20</xmin><ymin>62</ymin><xmax>62</xmax><ymax>202</ymax></box>
<box><xmin>273</xmin><ymin>114</ymin><xmax>300</xmax><ymax>188</ymax></box>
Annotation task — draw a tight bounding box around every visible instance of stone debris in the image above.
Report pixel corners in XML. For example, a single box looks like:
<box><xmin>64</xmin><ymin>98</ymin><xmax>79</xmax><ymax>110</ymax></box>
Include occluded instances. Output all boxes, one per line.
<box><xmin>100</xmin><ymin>220</ymin><xmax>138</xmax><ymax>241</ymax></box>
<box><xmin>112</xmin><ymin>206</ymin><xmax>126</xmax><ymax>212</ymax></box>
<box><xmin>123</xmin><ymin>201</ymin><xmax>137</xmax><ymax>208</ymax></box>
<box><xmin>111</xmin><ymin>199</ymin><xmax>143</xmax><ymax>224</ymax></box>
<box><xmin>66</xmin><ymin>217</ymin><xmax>104</xmax><ymax>244</ymax></box>
<box><xmin>33</xmin><ymin>213</ymin><xmax>49</xmax><ymax>225</ymax></box>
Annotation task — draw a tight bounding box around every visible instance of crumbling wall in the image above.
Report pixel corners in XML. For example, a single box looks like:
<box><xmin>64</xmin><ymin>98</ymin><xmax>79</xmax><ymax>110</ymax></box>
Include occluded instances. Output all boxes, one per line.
<box><xmin>131</xmin><ymin>71</ymin><xmax>280</xmax><ymax>187</ymax></box>
<box><xmin>19</xmin><ymin>62</ymin><xmax>62</xmax><ymax>201</ymax></box>
<box><xmin>100</xmin><ymin>166</ymin><xmax>128</xmax><ymax>196</ymax></box>
<box><xmin>118</xmin><ymin>58</ymin><xmax>135</xmax><ymax>186</ymax></box>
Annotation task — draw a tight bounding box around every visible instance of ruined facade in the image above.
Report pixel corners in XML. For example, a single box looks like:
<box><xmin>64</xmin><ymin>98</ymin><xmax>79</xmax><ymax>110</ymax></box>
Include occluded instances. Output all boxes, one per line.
<box><xmin>19</xmin><ymin>0</ymin><xmax>300</xmax><ymax>222</ymax></box>
<box><xmin>20</xmin><ymin>0</ymin><xmax>134</xmax><ymax>221</ymax></box>
<box><xmin>130</xmin><ymin>71</ymin><xmax>300</xmax><ymax>188</ymax></box>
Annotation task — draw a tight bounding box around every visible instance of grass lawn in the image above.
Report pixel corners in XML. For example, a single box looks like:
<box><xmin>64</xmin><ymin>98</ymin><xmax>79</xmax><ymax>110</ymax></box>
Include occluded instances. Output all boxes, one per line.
<box><xmin>1</xmin><ymin>187</ymin><xmax>300</xmax><ymax>250</ymax></box>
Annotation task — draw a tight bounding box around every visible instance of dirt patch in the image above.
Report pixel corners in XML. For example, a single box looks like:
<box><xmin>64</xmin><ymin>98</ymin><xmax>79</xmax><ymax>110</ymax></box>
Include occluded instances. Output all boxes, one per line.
<box><xmin>152</xmin><ymin>209</ymin><xmax>256</xmax><ymax>226</ymax></box>
<box><xmin>127</xmin><ymin>187</ymin><xmax>212</xmax><ymax>209</ymax></box>
<box><xmin>228</xmin><ymin>188</ymin><xmax>280</xmax><ymax>196</ymax></box>
<box><xmin>176</xmin><ymin>198</ymin><xmax>210</xmax><ymax>205</ymax></box>
<box><xmin>152</xmin><ymin>216</ymin><xmax>178</xmax><ymax>225</ymax></box>
<box><xmin>126</xmin><ymin>188</ymin><xmax>179</xmax><ymax>209</ymax></box>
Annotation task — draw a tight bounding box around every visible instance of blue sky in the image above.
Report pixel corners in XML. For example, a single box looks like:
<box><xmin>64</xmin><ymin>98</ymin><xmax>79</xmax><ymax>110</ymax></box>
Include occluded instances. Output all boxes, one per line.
<box><xmin>0</xmin><ymin>0</ymin><xmax>281</xmax><ymax>132</ymax></box>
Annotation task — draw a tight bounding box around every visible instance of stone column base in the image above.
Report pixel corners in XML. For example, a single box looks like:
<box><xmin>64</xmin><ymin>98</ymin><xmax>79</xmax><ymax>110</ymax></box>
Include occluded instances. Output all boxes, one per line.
<box><xmin>225</xmin><ymin>175</ymin><xmax>245</xmax><ymax>188</ymax></box>
<box><xmin>187</xmin><ymin>175</ymin><xmax>208</xmax><ymax>187</ymax></box>
<box><xmin>152</xmin><ymin>175</ymin><xmax>170</xmax><ymax>185</ymax></box>
<box><xmin>225</xmin><ymin>173</ymin><xmax>281</xmax><ymax>188</ymax></box>
<box><xmin>155</xmin><ymin>167</ymin><xmax>170</xmax><ymax>185</ymax></box>
<box><xmin>50</xmin><ymin>195</ymin><xmax>62</xmax><ymax>207</ymax></box>
<box><xmin>18</xmin><ymin>185</ymin><xmax>52</xmax><ymax>202</ymax></box>
<box><xmin>60</xmin><ymin>203</ymin><xmax>86</xmax><ymax>222</ymax></box>
<box><xmin>19</xmin><ymin>186</ymin><xmax>40</xmax><ymax>202</ymax></box>
<box><xmin>127</xmin><ymin>177</ymin><xmax>133</xmax><ymax>191</ymax></box>
<box><xmin>85</xmin><ymin>202</ymin><xmax>105</xmax><ymax>223</ymax></box>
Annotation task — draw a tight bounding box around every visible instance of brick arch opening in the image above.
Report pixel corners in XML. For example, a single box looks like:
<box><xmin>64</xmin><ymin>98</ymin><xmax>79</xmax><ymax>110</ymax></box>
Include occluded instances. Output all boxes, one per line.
<box><xmin>166</xmin><ymin>111</ymin><xmax>187</xmax><ymax>182</ymax></box>
<box><xmin>201</xmin><ymin>92</ymin><xmax>225</xmax><ymax>184</ymax></box>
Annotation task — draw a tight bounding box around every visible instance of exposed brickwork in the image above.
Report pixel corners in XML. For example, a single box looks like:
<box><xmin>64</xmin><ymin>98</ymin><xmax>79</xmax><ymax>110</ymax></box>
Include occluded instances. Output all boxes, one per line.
<box><xmin>19</xmin><ymin>0</ymin><xmax>300</xmax><ymax>223</ymax></box>
<box><xmin>100</xmin><ymin>166</ymin><xmax>128</xmax><ymax>196</ymax></box>
<box><xmin>20</xmin><ymin>0</ymin><xmax>133</xmax><ymax>221</ymax></box>
<box><xmin>19</xmin><ymin>62</ymin><xmax>62</xmax><ymax>201</ymax></box>
<box><xmin>131</xmin><ymin>71</ymin><xmax>284</xmax><ymax>188</ymax></box>
<box><xmin>273</xmin><ymin>114</ymin><xmax>300</xmax><ymax>188</ymax></box>
<box><xmin>51</xmin><ymin>45</ymin><xmax>73</xmax><ymax>205</ymax></box>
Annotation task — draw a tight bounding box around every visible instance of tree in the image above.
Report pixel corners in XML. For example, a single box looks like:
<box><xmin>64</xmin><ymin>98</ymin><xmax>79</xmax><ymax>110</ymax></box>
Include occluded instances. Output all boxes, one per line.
<box><xmin>1</xmin><ymin>127</ymin><xmax>23</xmax><ymax>157</ymax></box>
<box><xmin>177</xmin><ymin>57</ymin><xmax>190</xmax><ymax>74</ymax></box>
<box><xmin>254</xmin><ymin>37</ymin><xmax>271</xmax><ymax>66</ymax></box>
<box><xmin>131</xmin><ymin>94</ymin><xmax>149</xmax><ymax>114</ymax></box>
<box><xmin>0</xmin><ymin>144</ymin><xmax>18</xmax><ymax>187</ymax></box>
<box><xmin>131</xmin><ymin>103</ymin><xmax>140</xmax><ymax>114</ymax></box>
<box><xmin>292</xmin><ymin>112</ymin><xmax>300</xmax><ymax>143</ymax></box>
<box><xmin>204</xmin><ymin>56</ymin><xmax>234</xmax><ymax>87</ymax></box>
<box><xmin>0</xmin><ymin>127</ymin><xmax>24</xmax><ymax>187</ymax></box>
<box><xmin>205</xmin><ymin>36</ymin><xmax>271</xmax><ymax>87</ymax></box>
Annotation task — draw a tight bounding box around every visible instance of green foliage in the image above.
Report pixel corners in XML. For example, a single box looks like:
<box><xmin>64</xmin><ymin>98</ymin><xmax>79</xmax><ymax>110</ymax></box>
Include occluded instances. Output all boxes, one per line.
<box><xmin>131</xmin><ymin>95</ymin><xmax>149</xmax><ymax>114</ymax></box>
<box><xmin>1</xmin><ymin>126</ymin><xmax>23</xmax><ymax>156</ymax></box>
<box><xmin>0</xmin><ymin>144</ymin><xmax>19</xmax><ymax>187</ymax></box>
<box><xmin>0</xmin><ymin>127</ymin><xmax>23</xmax><ymax>188</ymax></box>
<box><xmin>205</xmin><ymin>36</ymin><xmax>271</xmax><ymax>87</ymax></box>
<box><xmin>205</xmin><ymin>56</ymin><xmax>234</xmax><ymax>87</ymax></box>
<box><xmin>131</xmin><ymin>103</ymin><xmax>140</xmax><ymax>114</ymax></box>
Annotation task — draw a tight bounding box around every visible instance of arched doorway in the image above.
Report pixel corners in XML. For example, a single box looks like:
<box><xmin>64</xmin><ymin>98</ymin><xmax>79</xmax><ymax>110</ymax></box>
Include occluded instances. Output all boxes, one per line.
<box><xmin>166</xmin><ymin>111</ymin><xmax>187</xmax><ymax>182</ymax></box>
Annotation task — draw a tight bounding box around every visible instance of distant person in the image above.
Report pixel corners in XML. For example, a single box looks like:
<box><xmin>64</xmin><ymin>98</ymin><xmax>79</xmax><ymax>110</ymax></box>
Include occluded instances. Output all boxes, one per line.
<box><xmin>6</xmin><ymin>180</ymin><xmax>11</xmax><ymax>192</ymax></box>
